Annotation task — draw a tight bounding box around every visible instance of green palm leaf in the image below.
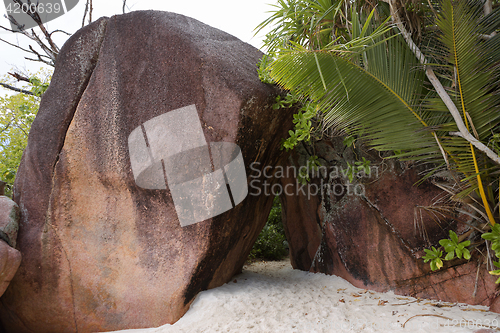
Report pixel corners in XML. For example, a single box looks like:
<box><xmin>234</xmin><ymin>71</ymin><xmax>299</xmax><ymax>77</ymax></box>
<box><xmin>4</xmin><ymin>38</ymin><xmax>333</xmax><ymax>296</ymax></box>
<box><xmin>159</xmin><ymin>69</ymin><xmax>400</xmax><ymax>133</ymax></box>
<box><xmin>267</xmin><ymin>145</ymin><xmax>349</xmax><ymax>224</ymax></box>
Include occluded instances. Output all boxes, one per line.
<box><xmin>431</xmin><ymin>0</ymin><xmax>500</xmax><ymax>222</ymax></box>
<box><xmin>436</xmin><ymin>0</ymin><xmax>500</xmax><ymax>141</ymax></box>
<box><xmin>270</xmin><ymin>34</ymin><xmax>441</xmax><ymax>161</ymax></box>
<box><xmin>265</xmin><ymin>0</ymin><xmax>500</xmax><ymax>225</ymax></box>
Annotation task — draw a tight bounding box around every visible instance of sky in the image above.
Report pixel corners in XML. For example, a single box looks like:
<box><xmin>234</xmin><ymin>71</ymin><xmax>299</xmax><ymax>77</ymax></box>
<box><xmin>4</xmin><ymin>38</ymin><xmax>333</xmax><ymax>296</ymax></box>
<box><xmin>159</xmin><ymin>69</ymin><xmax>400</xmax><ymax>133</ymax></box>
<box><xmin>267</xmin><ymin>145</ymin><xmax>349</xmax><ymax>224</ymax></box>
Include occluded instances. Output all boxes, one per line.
<box><xmin>0</xmin><ymin>0</ymin><xmax>275</xmax><ymax>93</ymax></box>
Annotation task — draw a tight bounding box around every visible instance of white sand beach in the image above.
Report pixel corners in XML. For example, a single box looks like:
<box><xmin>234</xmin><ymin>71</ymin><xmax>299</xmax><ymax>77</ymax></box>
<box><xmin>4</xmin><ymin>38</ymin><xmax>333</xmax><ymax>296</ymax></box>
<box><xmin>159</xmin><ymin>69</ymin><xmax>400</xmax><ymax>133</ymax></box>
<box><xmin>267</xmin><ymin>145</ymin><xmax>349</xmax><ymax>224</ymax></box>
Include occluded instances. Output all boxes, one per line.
<box><xmin>113</xmin><ymin>259</ymin><xmax>500</xmax><ymax>333</ymax></box>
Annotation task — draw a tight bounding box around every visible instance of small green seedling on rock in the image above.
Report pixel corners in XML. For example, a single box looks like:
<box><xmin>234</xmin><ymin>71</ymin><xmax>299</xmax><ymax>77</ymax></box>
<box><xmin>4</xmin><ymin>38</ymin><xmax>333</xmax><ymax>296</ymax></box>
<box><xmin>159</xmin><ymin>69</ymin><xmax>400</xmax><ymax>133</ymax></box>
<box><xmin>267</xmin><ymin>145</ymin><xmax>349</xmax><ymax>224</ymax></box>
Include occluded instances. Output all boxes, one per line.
<box><xmin>345</xmin><ymin>158</ymin><xmax>371</xmax><ymax>183</ymax></box>
<box><xmin>439</xmin><ymin>230</ymin><xmax>471</xmax><ymax>261</ymax></box>
<box><xmin>481</xmin><ymin>224</ymin><xmax>500</xmax><ymax>258</ymax></box>
<box><xmin>481</xmin><ymin>224</ymin><xmax>500</xmax><ymax>283</ymax></box>
<box><xmin>343</xmin><ymin>135</ymin><xmax>356</xmax><ymax>148</ymax></box>
<box><xmin>423</xmin><ymin>231</ymin><xmax>472</xmax><ymax>271</ymax></box>
<box><xmin>423</xmin><ymin>247</ymin><xmax>443</xmax><ymax>271</ymax></box>
<box><xmin>488</xmin><ymin>262</ymin><xmax>500</xmax><ymax>284</ymax></box>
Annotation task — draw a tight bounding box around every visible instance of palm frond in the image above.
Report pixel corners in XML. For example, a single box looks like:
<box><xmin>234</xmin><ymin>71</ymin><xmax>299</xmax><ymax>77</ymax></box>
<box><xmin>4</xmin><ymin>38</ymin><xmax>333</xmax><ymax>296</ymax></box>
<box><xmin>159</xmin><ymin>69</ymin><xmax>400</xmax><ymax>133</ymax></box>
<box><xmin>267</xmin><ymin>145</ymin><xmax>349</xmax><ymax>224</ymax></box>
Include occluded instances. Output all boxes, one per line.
<box><xmin>435</xmin><ymin>0</ymin><xmax>500</xmax><ymax>141</ymax></box>
<box><xmin>432</xmin><ymin>0</ymin><xmax>500</xmax><ymax>223</ymax></box>
<box><xmin>263</xmin><ymin>0</ymin><xmax>500</xmax><ymax>225</ymax></box>
<box><xmin>270</xmin><ymin>35</ymin><xmax>440</xmax><ymax>160</ymax></box>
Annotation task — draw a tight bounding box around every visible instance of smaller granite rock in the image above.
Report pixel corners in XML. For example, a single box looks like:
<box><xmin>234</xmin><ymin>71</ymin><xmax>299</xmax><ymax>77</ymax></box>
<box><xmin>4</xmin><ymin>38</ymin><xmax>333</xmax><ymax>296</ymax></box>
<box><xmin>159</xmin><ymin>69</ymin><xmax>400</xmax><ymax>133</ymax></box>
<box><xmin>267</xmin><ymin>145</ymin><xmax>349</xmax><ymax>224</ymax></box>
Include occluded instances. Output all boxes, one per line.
<box><xmin>0</xmin><ymin>197</ymin><xmax>20</xmax><ymax>248</ymax></box>
<box><xmin>0</xmin><ymin>239</ymin><xmax>21</xmax><ymax>297</ymax></box>
<box><xmin>280</xmin><ymin>138</ymin><xmax>500</xmax><ymax>311</ymax></box>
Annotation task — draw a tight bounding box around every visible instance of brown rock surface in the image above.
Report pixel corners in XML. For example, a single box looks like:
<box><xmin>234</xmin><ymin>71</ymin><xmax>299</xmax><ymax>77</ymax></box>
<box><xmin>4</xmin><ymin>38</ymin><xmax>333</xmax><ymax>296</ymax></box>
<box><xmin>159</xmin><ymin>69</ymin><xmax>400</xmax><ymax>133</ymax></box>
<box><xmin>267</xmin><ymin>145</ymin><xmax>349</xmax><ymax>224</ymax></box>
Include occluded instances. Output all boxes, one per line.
<box><xmin>0</xmin><ymin>197</ymin><xmax>20</xmax><ymax>248</ymax></box>
<box><xmin>281</xmin><ymin>138</ymin><xmax>500</xmax><ymax>310</ymax></box>
<box><xmin>0</xmin><ymin>240</ymin><xmax>21</xmax><ymax>299</ymax></box>
<box><xmin>0</xmin><ymin>11</ymin><xmax>291</xmax><ymax>333</ymax></box>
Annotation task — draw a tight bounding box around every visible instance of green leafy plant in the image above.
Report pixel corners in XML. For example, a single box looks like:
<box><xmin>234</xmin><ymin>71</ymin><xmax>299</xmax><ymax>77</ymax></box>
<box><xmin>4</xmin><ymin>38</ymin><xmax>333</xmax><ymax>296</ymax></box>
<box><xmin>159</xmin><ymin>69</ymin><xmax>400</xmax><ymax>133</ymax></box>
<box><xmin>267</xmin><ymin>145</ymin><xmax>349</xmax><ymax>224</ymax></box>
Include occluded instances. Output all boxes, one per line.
<box><xmin>355</xmin><ymin>157</ymin><xmax>371</xmax><ymax>176</ymax></box>
<box><xmin>488</xmin><ymin>262</ymin><xmax>500</xmax><ymax>284</ymax></box>
<box><xmin>422</xmin><ymin>230</ymin><xmax>472</xmax><ymax>271</ymax></box>
<box><xmin>270</xmin><ymin>92</ymin><xmax>319</xmax><ymax>152</ymax></box>
<box><xmin>423</xmin><ymin>247</ymin><xmax>443</xmax><ymax>271</ymax></box>
<box><xmin>257</xmin><ymin>58</ymin><xmax>276</xmax><ymax>85</ymax></box>
<box><xmin>439</xmin><ymin>230</ymin><xmax>471</xmax><ymax>261</ymax></box>
<box><xmin>282</xmin><ymin>103</ymin><xmax>317</xmax><ymax>151</ymax></box>
<box><xmin>345</xmin><ymin>161</ymin><xmax>356</xmax><ymax>183</ymax></box>
<box><xmin>272</xmin><ymin>92</ymin><xmax>298</xmax><ymax>110</ymax></box>
<box><xmin>0</xmin><ymin>70</ymin><xmax>50</xmax><ymax>197</ymax></box>
<box><xmin>482</xmin><ymin>224</ymin><xmax>500</xmax><ymax>258</ymax></box>
<box><xmin>343</xmin><ymin>135</ymin><xmax>356</xmax><ymax>148</ymax></box>
<box><xmin>480</xmin><ymin>224</ymin><xmax>500</xmax><ymax>283</ymax></box>
<box><xmin>29</xmin><ymin>76</ymin><xmax>49</xmax><ymax>97</ymax></box>
<box><xmin>298</xmin><ymin>155</ymin><xmax>322</xmax><ymax>184</ymax></box>
<box><xmin>345</xmin><ymin>158</ymin><xmax>371</xmax><ymax>182</ymax></box>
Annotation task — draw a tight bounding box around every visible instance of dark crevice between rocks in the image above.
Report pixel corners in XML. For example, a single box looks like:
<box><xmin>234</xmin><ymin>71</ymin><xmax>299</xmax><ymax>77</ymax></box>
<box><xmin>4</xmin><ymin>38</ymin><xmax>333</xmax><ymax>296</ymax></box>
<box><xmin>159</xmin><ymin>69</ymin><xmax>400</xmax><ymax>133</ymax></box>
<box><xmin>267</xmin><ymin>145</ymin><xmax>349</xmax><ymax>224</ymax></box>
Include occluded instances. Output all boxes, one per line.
<box><xmin>309</xmin><ymin>198</ymin><xmax>327</xmax><ymax>271</ymax></box>
<box><xmin>309</xmin><ymin>236</ymin><xmax>324</xmax><ymax>271</ymax></box>
<box><xmin>0</xmin><ymin>306</ymin><xmax>33</xmax><ymax>333</ymax></box>
<box><xmin>311</xmin><ymin>233</ymin><xmax>336</xmax><ymax>275</ymax></box>
<box><xmin>182</xmin><ymin>215</ymin><xmax>240</xmax><ymax>306</ymax></box>
<box><xmin>182</xmin><ymin>186</ymin><xmax>280</xmax><ymax>306</ymax></box>
<box><xmin>0</xmin><ymin>231</ymin><xmax>10</xmax><ymax>247</ymax></box>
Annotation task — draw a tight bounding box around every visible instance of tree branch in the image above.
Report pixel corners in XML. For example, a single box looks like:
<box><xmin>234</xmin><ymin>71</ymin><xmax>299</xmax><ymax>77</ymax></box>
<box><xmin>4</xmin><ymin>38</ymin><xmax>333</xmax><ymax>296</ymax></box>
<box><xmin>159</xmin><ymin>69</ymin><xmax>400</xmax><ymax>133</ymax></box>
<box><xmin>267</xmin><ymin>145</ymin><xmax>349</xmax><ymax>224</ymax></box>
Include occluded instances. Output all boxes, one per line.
<box><xmin>82</xmin><ymin>0</ymin><xmax>93</xmax><ymax>27</ymax></box>
<box><xmin>27</xmin><ymin>44</ymin><xmax>54</xmax><ymax>65</ymax></box>
<box><xmin>29</xmin><ymin>30</ymin><xmax>57</xmax><ymax>63</ymax></box>
<box><xmin>8</xmin><ymin>72</ymin><xmax>30</xmax><ymax>83</ymax></box>
<box><xmin>0</xmin><ymin>24</ymin><xmax>17</xmax><ymax>33</ymax></box>
<box><xmin>12</xmin><ymin>0</ymin><xmax>59</xmax><ymax>56</ymax></box>
<box><xmin>484</xmin><ymin>0</ymin><xmax>493</xmax><ymax>15</ymax></box>
<box><xmin>49</xmin><ymin>29</ymin><xmax>71</xmax><ymax>37</ymax></box>
<box><xmin>387</xmin><ymin>0</ymin><xmax>500</xmax><ymax>165</ymax></box>
<box><xmin>3</xmin><ymin>1</ymin><xmax>59</xmax><ymax>66</ymax></box>
<box><xmin>82</xmin><ymin>0</ymin><xmax>89</xmax><ymax>27</ymax></box>
<box><xmin>0</xmin><ymin>82</ymin><xmax>34</xmax><ymax>95</ymax></box>
<box><xmin>89</xmin><ymin>0</ymin><xmax>93</xmax><ymax>23</ymax></box>
<box><xmin>24</xmin><ymin>56</ymin><xmax>53</xmax><ymax>66</ymax></box>
<box><xmin>0</xmin><ymin>36</ymin><xmax>33</xmax><ymax>54</ymax></box>
<box><xmin>0</xmin><ymin>121</ymin><xmax>13</xmax><ymax>135</ymax></box>
<box><xmin>0</xmin><ymin>35</ymin><xmax>53</xmax><ymax>65</ymax></box>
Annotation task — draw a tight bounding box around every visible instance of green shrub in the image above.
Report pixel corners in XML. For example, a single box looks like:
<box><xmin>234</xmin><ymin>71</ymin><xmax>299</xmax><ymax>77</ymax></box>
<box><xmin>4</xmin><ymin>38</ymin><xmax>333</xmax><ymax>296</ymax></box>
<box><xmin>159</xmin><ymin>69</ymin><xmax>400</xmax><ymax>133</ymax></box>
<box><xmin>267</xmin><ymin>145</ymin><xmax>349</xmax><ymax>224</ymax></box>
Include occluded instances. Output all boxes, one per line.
<box><xmin>249</xmin><ymin>196</ymin><xmax>288</xmax><ymax>261</ymax></box>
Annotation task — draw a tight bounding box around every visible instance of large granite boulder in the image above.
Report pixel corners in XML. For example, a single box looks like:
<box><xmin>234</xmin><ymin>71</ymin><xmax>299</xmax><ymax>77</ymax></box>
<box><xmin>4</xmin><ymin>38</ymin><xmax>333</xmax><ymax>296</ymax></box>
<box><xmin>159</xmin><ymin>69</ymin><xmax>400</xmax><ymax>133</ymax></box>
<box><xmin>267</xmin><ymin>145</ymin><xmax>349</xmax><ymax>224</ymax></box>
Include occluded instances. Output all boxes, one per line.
<box><xmin>0</xmin><ymin>240</ymin><xmax>20</xmax><ymax>299</ymax></box>
<box><xmin>0</xmin><ymin>197</ymin><xmax>20</xmax><ymax>249</ymax></box>
<box><xmin>0</xmin><ymin>196</ymin><xmax>21</xmax><ymax>298</ymax></box>
<box><xmin>280</xmin><ymin>138</ymin><xmax>500</xmax><ymax>310</ymax></box>
<box><xmin>0</xmin><ymin>11</ymin><xmax>291</xmax><ymax>332</ymax></box>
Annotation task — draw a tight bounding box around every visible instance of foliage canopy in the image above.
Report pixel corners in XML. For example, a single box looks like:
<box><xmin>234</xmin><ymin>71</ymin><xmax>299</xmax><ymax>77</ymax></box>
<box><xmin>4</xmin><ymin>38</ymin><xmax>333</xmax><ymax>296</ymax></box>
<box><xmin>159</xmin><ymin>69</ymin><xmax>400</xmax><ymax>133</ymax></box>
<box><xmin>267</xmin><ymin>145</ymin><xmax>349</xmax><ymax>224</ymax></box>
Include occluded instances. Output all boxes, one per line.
<box><xmin>258</xmin><ymin>0</ymin><xmax>500</xmax><ymax>275</ymax></box>
<box><xmin>0</xmin><ymin>71</ymin><xmax>50</xmax><ymax>196</ymax></box>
